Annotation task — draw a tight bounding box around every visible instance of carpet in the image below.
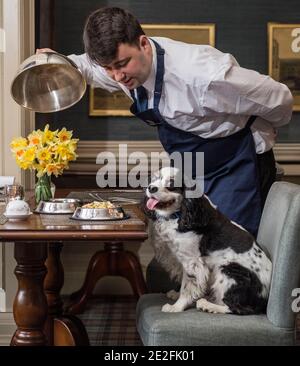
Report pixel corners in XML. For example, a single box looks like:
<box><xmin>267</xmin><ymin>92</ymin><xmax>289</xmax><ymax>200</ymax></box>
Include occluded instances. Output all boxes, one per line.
<box><xmin>76</xmin><ymin>295</ymin><xmax>143</xmax><ymax>346</ymax></box>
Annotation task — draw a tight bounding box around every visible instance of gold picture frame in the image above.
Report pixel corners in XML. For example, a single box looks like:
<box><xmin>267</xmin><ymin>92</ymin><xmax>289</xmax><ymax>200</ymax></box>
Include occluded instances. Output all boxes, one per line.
<box><xmin>268</xmin><ymin>23</ymin><xmax>300</xmax><ymax>111</ymax></box>
<box><xmin>89</xmin><ymin>24</ymin><xmax>215</xmax><ymax>117</ymax></box>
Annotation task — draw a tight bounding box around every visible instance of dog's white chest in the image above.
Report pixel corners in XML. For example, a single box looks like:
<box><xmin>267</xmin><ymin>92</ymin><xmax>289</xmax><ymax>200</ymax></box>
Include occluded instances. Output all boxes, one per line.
<box><xmin>153</xmin><ymin>218</ymin><xmax>201</xmax><ymax>256</ymax></box>
<box><xmin>155</xmin><ymin>218</ymin><xmax>178</xmax><ymax>238</ymax></box>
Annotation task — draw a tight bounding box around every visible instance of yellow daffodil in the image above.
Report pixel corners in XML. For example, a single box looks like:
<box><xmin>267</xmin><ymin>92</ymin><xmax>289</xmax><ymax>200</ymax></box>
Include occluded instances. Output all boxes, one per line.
<box><xmin>10</xmin><ymin>137</ymin><xmax>28</xmax><ymax>151</ymax></box>
<box><xmin>23</xmin><ymin>147</ymin><xmax>37</xmax><ymax>162</ymax></box>
<box><xmin>66</xmin><ymin>152</ymin><xmax>77</xmax><ymax>161</ymax></box>
<box><xmin>16</xmin><ymin>149</ymin><xmax>25</xmax><ymax>158</ymax></box>
<box><xmin>45</xmin><ymin>163</ymin><xmax>62</xmax><ymax>177</ymax></box>
<box><xmin>10</xmin><ymin>125</ymin><xmax>79</xmax><ymax>179</ymax></box>
<box><xmin>37</xmin><ymin>148</ymin><xmax>51</xmax><ymax>162</ymax></box>
<box><xmin>18</xmin><ymin>160</ymin><xmax>33</xmax><ymax>170</ymax></box>
<box><xmin>28</xmin><ymin>130</ymin><xmax>43</xmax><ymax>146</ymax></box>
<box><xmin>57</xmin><ymin>128</ymin><xmax>73</xmax><ymax>143</ymax></box>
<box><xmin>66</xmin><ymin>140</ymin><xmax>79</xmax><ymax>153</ymax></box>
<box><xmin>42</xmin><ymin>124</ymin><xmax>58</xmax><ymax>144</ymax></box>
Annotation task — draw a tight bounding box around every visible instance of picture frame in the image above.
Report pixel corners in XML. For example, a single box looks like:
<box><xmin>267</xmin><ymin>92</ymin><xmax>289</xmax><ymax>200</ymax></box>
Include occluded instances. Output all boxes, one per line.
<box><xmin>268</xmin><ymin>23</ymin><xmax>300</xmax><ymax>111</ymax></box>
<box><xmin>89</xmin><ymin>24</ymin><xmax>215</xmax><ymax>117</ymax></box>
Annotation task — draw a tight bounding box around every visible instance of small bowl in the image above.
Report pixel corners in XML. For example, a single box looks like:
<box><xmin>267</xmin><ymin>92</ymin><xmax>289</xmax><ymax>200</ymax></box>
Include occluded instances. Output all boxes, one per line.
<box><xmin>71</xmin><ymin>206</ymin><xmax>127</xmax><ymax>221</ymax></box>
<box><xmin>35</xmin><ymin>198</ymin><xmax>81</xmax><ymax>214</ymax></box>
<box><xmin>4</xmin><ymin>212</ymin><xmax>33</xmax><ymax>221</ymax></box>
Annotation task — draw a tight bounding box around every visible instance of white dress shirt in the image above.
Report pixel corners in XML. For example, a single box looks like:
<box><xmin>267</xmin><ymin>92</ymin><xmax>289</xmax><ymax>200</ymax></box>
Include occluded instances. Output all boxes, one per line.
<box><xmin>69</xmin><ymin>37</ymin><xmax>293</xmax><ymax>154</ymax></box>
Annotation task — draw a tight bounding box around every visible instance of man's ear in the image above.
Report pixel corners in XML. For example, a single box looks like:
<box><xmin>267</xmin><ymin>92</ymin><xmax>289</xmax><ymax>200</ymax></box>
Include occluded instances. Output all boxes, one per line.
<box><xmin>178</xmin><ymin>197</ymin><xmax>211</xmax><ymax>233</ymax></box>
<box><xmin>139</xmin><ymin>35</ymin><xmax>150</xmax><ymax>50</ymax></box>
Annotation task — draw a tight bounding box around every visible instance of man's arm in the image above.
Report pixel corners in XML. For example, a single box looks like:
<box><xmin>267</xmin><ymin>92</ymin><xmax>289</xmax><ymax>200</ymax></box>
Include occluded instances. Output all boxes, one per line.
<box><xmin>203</xmin><ymin>63</ymin><xmax>293</xmax><ymax>128</ymax></box>
<box><xmin>36</xmin><ymin>48</ymin><xmax>121</xmax><ymax>93</ymax></box>
<box><xmin>68</xmin><ymin>53</ymin><xmax>121</xmax><ymax>92</ymax></box>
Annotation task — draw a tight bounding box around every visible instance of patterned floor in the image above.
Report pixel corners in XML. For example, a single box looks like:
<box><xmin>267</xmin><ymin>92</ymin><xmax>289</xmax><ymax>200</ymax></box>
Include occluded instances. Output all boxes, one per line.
<box><xmin>76</xmin><ymin>295</ymin><xmax>143</xmax><ymax>346</ymax></box>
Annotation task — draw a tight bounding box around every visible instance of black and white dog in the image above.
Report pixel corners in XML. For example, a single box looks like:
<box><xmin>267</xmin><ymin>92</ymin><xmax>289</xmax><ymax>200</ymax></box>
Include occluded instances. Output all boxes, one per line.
<box><xmin>143</xmin><ymin>167</ymin><xmax>272</xmax><ymax>315</ymax></box>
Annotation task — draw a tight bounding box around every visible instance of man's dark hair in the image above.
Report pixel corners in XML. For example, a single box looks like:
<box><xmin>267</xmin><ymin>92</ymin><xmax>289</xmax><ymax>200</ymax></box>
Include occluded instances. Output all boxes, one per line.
<box><xmin>83</xmin><ymin>7</ymin><xmax>145</xmax><ymax>66</ymax></box>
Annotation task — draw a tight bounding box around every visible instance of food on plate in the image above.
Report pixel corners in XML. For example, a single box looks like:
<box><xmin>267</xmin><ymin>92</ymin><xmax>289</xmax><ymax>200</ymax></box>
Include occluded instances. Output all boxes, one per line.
<box><xmin>82</xmin><ymin>200</ymin><xmax>115</xmax><ymax>209</ymax></box>
<box><xmin>82</xmin><ymin>201</ymin><xmax>124</xmax><ymax>218</ymax></box>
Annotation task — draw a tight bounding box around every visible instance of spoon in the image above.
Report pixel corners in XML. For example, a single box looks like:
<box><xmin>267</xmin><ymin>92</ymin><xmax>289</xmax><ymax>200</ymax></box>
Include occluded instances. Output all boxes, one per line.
<box><xmin>88</xmin><ymin>193</ymin><xmax>105</xmax><ymax>202</ymax></box>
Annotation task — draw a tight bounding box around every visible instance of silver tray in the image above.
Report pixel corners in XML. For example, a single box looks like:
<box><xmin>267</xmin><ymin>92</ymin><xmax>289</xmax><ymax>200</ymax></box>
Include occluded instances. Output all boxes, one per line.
<box><xmin>35</xmin><ymin>198</ymin><xmax>81</xmax><ymax>214</ymax></box>
<box><xmin>70</xmin><ymin>206</ymin><xmax>129</xmax><ymax>221</ymax></box>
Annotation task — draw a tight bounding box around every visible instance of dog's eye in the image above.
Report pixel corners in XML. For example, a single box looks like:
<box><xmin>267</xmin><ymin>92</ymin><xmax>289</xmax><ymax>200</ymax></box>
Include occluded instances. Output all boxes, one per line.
<box><xmin>167</xmin><ymin>179</ymin><xmax>179</xmax><ymax>191</ymax></box>
<box><xmin>167</xmin><ymin>186</ymin><xmax>177</xmax><ymax>191</ymax></box>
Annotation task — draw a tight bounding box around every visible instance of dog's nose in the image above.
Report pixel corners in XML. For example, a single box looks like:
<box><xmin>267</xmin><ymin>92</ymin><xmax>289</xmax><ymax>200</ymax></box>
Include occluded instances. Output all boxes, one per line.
<box><xmin>148</xmin><ymin>185</ymin><xmax>158</xmax><ymax>194</ymax></box>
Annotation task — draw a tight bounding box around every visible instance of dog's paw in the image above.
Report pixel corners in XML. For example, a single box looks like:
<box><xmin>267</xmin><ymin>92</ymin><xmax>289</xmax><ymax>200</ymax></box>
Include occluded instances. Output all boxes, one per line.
<box><xmin>196</xmin><ymin>298</ymin><xmax>229</xmax><ymax>314</ymax></box>
<box><xmin>166</xmin><ymin>290</ymin><xmax>180</xmax><ymax>301</ymax></box>
<box><xmin>196</xmin><ymin>298</ymin><xmax>218</xmax><ymax>313</ymax></box>
<box><xmin>161</xmin><ymin>303</ymin><xmax>183</xmax><ymax>312</ymax></box>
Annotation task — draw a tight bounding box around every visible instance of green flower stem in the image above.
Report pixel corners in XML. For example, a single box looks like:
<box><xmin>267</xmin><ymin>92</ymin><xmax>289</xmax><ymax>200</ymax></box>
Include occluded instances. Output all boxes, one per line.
<box><xmin>35</xmin><ymin>174</ymin><xmax>52</xmax><ymax>204</ymax></box>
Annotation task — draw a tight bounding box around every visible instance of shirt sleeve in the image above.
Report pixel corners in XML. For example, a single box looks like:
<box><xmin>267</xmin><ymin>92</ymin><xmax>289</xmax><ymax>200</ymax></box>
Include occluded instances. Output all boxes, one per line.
<box><xmin>202</xmin><ymin>63</ymin><xmax>293</xmax><ymax>128</ymax></box>
<box><xmin>68</xmin><ymin>53</ymin><xmax>122</xmax><ymax>93</ymax></box>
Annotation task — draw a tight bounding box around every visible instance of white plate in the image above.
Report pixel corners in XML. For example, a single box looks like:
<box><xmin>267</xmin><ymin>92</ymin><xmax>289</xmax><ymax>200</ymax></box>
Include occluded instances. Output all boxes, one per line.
<box><xmin>4</xmin><ymin>212</ymin><xmax>33</xmax><ymax>220</ymax></box>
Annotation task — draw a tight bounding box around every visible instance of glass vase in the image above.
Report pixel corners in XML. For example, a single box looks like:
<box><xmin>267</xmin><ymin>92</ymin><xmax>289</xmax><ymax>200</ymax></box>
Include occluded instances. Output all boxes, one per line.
<box><xmin>35</xmin><ymin>174</ymin><xmax>53</xmax><ymax>204</ymax></box>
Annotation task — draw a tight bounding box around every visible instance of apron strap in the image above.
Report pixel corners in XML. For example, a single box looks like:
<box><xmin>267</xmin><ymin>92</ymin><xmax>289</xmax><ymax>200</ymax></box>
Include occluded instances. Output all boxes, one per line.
<box><xmin>129</xmin><ymin>39</ymin><xmax>165</xmax><ymax>113</ymax></box>
<box><xmin>245</xmin><ymin>115</ymin><xmax>257</xmax><ymax>129</ymax></box>
<box><xmin>130</xmin><ymin>87</ymin><xmax>148</xmax><ymax>112</ymax></box>
<box><xmin>151</xmin><ymin>40</ymin><xmax>165</xmax><ymax>110</ymax></box>
<box><xmin>137</xmin><ymin>86</ymin><xmax>148</xmax><ymax>112</ymax></box>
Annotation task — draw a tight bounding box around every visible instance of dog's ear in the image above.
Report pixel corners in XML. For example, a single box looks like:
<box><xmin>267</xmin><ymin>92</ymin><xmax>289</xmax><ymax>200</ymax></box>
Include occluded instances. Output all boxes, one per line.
<box><xmin>178</xmin><ymin>196</ymin><xmax>212</xmax><ymax>233</ymax></box>
<box><xmin>140</xmin><ymin>194</ymin><xmax>157</xmax><ymax>221</ymax></box>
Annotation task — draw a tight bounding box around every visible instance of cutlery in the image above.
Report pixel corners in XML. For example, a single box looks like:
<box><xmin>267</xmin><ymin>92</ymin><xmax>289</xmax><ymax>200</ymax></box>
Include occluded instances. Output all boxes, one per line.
<box><xmin>113</xmin><ymin>189</ymin><xmax>142</xmax><ymax>193</ymax></box>
<box><xmin>108</xmin><ymin>197</ymin><xmax>140</xmax><ymax>204</ymax></box>
<box><xmin>88</xmin><ymin>193</ymin><xmax>105</xmax><ymax>202</ymax></box>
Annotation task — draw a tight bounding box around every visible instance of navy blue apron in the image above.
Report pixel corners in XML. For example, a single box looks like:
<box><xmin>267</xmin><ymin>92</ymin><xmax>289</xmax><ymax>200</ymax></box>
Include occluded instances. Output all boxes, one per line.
<box><xmin>130</xmin><ymin>40</ymin><xmax>262</xmax><ymax>236</ymax></box>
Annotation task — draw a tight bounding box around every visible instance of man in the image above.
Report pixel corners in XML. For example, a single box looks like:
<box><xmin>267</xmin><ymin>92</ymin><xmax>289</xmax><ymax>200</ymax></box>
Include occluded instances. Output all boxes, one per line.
<box><xmin>38</xmin><ymin>7</ymin><xmax>293</xmax><ymax>236</ymax></box>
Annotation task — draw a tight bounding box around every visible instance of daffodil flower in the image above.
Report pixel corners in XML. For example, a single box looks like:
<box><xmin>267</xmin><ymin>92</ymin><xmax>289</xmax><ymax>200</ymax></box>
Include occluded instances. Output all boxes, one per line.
<box><xmin>10</xmin><ymin>125</ymin><xmax>79</xmax><ymax>178</ymax></box>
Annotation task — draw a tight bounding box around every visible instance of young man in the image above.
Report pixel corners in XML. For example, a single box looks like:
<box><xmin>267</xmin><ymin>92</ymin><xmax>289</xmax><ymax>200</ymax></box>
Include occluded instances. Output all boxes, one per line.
<box><xmin>38</xmin><ymin>7</ymin><xmax>293</xmax><ymax>236</ymax></box>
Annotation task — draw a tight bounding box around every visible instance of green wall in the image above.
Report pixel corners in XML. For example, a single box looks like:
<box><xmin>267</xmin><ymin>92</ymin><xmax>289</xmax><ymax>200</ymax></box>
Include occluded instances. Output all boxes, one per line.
<box><xmin>36</xmin><ymin>0</ymin><xmax>300</xmax><ymax>143</ymax></box>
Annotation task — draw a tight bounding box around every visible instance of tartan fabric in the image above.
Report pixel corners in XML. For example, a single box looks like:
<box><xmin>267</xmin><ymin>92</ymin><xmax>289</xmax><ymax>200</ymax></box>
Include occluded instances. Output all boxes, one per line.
<box><xmin>77</xmin><ymin>295</ymin><xmax>142</xmax><ymax>346</ymax></box>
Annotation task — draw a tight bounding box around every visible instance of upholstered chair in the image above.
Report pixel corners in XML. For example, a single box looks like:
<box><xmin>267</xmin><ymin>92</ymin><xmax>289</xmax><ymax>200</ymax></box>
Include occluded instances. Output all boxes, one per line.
<box><xmin>136</xmin><ymin>182</ymin><xmax>300</xmax><ymax>346</ymax></box>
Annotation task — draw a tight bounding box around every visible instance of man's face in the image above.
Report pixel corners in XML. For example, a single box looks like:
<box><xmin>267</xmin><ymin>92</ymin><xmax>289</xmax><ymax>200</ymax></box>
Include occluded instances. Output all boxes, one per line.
<box><xmin>100</xmin><ymin>35</ymin><xmax>153</xmax><ymax>89</ymax></box>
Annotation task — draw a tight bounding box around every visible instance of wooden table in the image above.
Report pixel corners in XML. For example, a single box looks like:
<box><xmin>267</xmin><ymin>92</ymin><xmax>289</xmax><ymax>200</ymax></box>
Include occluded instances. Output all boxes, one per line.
<box><xmin>0</xmin><ymin>189</ymin><xmax>148</xmax><ymax>346</ymax></box>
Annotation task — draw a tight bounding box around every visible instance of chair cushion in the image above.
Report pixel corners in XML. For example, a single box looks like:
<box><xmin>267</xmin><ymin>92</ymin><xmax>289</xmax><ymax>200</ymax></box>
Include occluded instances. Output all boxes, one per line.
<box><xmin>136</xmin><ymin>294</ymin><xmax>294</xmax><ymax>346</ymax></box>
<box><xmin>257</xmin><ymin>182</ymin><xmax>300</xmax><ymax>328</ymax></box>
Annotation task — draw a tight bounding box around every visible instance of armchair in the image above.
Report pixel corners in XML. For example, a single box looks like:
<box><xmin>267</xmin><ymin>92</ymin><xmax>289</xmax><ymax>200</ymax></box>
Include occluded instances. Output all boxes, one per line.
<box><xmin>136</xmin><ymin>182</ymin><xmax>300</xmax><ymax>346</ymax></box>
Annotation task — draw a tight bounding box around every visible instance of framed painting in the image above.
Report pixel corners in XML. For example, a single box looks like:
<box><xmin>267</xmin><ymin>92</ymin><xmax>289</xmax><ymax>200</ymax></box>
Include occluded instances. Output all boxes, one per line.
<box><xmin>268</xmin><ymin>23</ymin><xmax>300</xmax><ymax>111</ymax></box>
<box><xmin>89</xmin><ymin>24</ymin><xmax>215</xmax><ymax>117</ymax></box>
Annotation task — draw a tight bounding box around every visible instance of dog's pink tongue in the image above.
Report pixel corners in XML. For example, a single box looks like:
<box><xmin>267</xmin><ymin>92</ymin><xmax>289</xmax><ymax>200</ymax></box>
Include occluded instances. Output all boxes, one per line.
<box><xmin>147</xmin><ymin>198</ymin><xmax>159</xmax><ymax>210</ymax></box>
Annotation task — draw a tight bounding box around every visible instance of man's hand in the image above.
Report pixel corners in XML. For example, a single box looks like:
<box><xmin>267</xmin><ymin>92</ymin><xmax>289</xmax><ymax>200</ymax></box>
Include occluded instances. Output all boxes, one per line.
<box><xmin>36</xmin><ymin>48</ymin><xmax>56</xmax><ymax>54</ymax></box>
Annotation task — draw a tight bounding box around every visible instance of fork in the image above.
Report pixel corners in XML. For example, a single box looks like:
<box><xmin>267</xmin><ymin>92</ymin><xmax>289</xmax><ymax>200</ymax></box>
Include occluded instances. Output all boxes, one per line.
<box><xmin>88</xmin><ymin>193</ymin><xmax>105</xmax><ymax>202</ymax></box>
<box><xmin>108</xmin><ymin>196</ymin><xmax>139</xmax><ymax>204</ymax></box>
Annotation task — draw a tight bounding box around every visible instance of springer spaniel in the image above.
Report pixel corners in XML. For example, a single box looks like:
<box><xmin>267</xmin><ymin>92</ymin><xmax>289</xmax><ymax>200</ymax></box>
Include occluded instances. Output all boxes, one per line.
<box><xmin>143</xmin><ymin>167</ymin><xmax>272</xmax><ymax>315</ymax></box>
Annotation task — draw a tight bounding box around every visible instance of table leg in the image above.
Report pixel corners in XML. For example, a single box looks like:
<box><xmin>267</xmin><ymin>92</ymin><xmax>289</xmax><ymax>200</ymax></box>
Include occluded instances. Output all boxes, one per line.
<box><xmin>11</xmin><ymin>242</ymin><xmax>48</xmax><ymax>346</ymax></box>
<box><xmin>44</xmin><ymin>243</ymin><xmax>89</xmax><ymax>346</ymax></box>
<box><xmin>67</xmin><ymin>241</ymin><xmax>147</xmax><ymax>315</ymax></box>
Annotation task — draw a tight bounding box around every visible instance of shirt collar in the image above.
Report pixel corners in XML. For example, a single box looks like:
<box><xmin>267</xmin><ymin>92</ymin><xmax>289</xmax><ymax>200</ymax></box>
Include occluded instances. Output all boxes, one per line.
<box><xmin>142</xmin><ymin>38</ymin><xmax>157</xmax><ymax>93</ymax></box>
